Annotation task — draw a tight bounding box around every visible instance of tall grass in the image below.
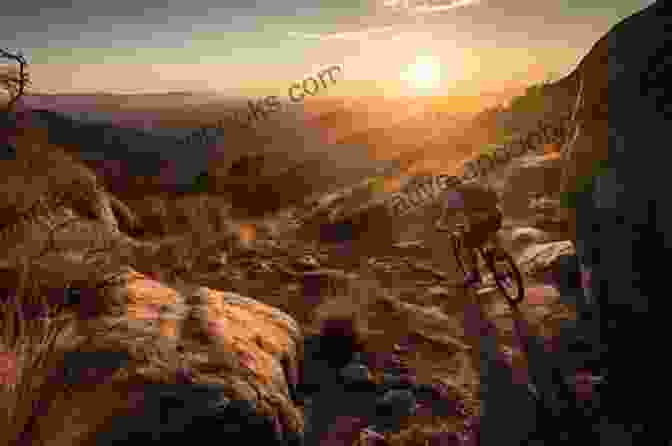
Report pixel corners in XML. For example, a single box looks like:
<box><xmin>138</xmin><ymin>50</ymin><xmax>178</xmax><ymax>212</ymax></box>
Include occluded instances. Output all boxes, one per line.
<box><xmin>0</xmin><ymin>257</ymin><xmax>78</xmax><ymax>445</ymax></box>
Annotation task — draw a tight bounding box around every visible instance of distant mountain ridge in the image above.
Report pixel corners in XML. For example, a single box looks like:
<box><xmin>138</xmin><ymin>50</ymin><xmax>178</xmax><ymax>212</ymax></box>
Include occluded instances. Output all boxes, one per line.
<box><xmin>27</xmin><ymin>108</ymin><xmax>213</xmax><ymax>195</ymax></box>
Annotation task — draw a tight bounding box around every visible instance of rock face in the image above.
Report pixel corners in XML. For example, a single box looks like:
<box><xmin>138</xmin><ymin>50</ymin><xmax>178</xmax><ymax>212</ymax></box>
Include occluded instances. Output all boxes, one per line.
<box><xmin>553</xmin><ymin>0</ymin><xmax>671</xmax><ymax>441</ymax></box>
<box><xmin>493</xmin><ymin>153</ymin><xmax>563</xmax><ymax>221</ymax></box>
<box><xmin>25</xmin><ymin>268</ymin><xmax>304</xmax><ymax>445</ymax></box>
<box><xmin>507</xmin><ymin>227</ymin><xmax>553</xmax><ymax>254</ymax></box>
<box><xmin>517</xmin><ymin>241</ymin><xmax>575</xmax><ymax>279</ymax></box>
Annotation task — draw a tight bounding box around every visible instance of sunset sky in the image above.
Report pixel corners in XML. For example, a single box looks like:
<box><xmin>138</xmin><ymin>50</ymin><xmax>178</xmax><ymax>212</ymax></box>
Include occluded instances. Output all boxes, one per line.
<box><xmin>0</xmin><ymin>0</ymin><xmax>656</xmax><ymax>98</ymax></box>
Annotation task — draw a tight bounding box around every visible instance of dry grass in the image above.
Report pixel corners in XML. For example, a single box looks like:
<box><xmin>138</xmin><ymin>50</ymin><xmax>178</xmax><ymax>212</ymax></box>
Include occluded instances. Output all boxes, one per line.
<box><xmin>0</xmin><ymin>257</ymin><xmax>78</xmax><ymax>445</ymax></box>
<box><xmin>0</xmin><ymin>205</ymin><xmax>152</xmax><ymax>445</ymax></box>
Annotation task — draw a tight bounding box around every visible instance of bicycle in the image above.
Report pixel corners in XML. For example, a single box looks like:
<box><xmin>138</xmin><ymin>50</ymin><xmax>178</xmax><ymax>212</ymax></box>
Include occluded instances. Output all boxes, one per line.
<box><xmin>438</xmin><ymin>222</ymin><xmax>525</xmax><ymax>306</ymax></box>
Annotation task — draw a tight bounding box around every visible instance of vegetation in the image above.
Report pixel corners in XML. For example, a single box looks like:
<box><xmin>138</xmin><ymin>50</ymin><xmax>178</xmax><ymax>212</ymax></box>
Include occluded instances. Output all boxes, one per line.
<box><xmin>191</xmin><ymin>170</ymin><xmax>210</xmax><ymax>194</ymax></box>
<box><xmin>559</xmin><ymin>158</ymin><xmax>612</xmax><ymax>209</ymax></box>
<box><xmin>475</xmin><ymin>72</ymin><xmax>566</xmax><ymax>147</ymax></box>
<box><xmin>0</xmin><ymin>48</ymin><xmax>30</xmax><ymax>113</ymax></box>
<box><xmin>0</xmin><ymin>261</ymin><xmax>77</xmax><ymax>445</ymax></box>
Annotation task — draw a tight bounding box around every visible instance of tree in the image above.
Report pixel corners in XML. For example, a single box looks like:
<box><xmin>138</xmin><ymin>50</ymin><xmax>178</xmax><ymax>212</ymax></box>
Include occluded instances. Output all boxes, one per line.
<box><xmin>0</xmin><ymin>48</ymin><xmax>30</xmax><ymax>113</ymax></box>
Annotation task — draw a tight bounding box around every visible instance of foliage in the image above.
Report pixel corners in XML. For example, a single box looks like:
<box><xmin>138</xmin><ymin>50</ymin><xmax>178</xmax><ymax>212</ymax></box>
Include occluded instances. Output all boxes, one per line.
<box><xmin>559</xmin><ymin>159</ymin><xmax>612</xmax><ymax>209</ymax></box>
<box><xmin>479</xmin><ymin>144</ymin><xmax>503</xmax><ymax>159</ymax></box>
<box><xmin>191</xmin><ymin>170</ymin><xmax>210</xmax><ymax>193</ymax></box>
<box><xmin>0</xmin><ymin>258</ymin><xmax>78</xmax><ymax>445</ymax></box>
<box><xmin>0</xmin><ymin>48</ymin><xmax>30</xmax><ymax>113</ymax></box>
<box><xmin>477</xmin><ymin>73</ymin><xmax>563</xmax><ymax>146</ymax></box>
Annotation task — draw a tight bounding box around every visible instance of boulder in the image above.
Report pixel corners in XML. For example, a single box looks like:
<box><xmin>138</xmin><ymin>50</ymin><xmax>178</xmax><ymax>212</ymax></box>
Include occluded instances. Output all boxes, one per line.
<box><xmin>340</xmin><ymin>362</ymin><xmax>374</xmax><ymax>387</ymax></box>
<box><xmin>508</xmin><ymin>227</ymin><xmax>553</xmax><ymax>252</ymax></box>
<box><xmin>374</xmin><ymin>389</ymin><xmax>418</xmax><ymax>429</ymax></box>
<box><xmin>549</xmin><ymin>1</ymin><xmax>671</xmax><ymax>440</ymax></box>
<box><xmin>517</xmin><ymin>241</ymin><xmax>575</xmax><ymax>278</ymax></box>
<box><xmin>25</xmin><ymin>268</ymin><xmax>305</xmax><ymax>445</ymax></box>
<box><xmin>498</xmin><ymin>154</ymin><xmax>563</xmax><ymax>220</ymax></box>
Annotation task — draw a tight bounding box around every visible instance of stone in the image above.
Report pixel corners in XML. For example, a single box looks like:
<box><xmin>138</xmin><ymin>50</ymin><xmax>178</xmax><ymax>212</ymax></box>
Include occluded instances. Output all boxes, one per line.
<box><xmin>29</xmin><ymin>268</ymin><xmax>305</xmax><ymax>445</ymax></box>
<box><xmin>375</xmin><ymin>389</ymin><xmax>418</xmax><ymax>418</ymax></box>
<box><xmin>379</xmin><ymin>373</ymin><xmax>409</xmax><ymax>392</ymax></box>
<box><xmin>510</xmin><ymin>227</ymin><xmax>552</xmax><ymax>249</ymax></box>
<box><xmin>340</xmin><ymin>362</ymin><xmax>373</xmax><ymax>385</ymax></box>
<box><xmin>293</xmin><ymin>255</ymin><xmax>320</xmax><ymax>271</ymax></box>
<box><xmin>517</xmin><ymin>241</ymin><xmax>575</xmax><ymax>276</ymax></box>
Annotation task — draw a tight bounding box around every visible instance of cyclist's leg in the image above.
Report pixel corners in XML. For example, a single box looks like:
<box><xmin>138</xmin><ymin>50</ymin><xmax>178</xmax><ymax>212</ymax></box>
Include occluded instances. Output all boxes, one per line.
<box><xmin>462</xmin><ymin>224</ymin><xmax>484</xmax><ymax>283</ymax></box>
<box><xmin>484</xmin><ymin>211</ymin><xmax>506</xmax><ymax>259</ymax></box>
<box><xmin>464</xmin><ymin>244</ymin><xmax>479</xmax><ymax>275</ymax></box>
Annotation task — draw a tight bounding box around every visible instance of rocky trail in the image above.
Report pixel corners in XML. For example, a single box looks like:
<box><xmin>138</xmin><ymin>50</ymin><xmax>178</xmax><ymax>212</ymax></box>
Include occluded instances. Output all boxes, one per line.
<box><xmin>3</xmin><ymin>2</ymin><xmax>668</xmax><ymax>442</ymax></box>
<box><xmin>0</xmin><ymin>111</ymin><xmax>581</xmax><ymax>445</ymax></box>
<box><xmin>165</xmin><ymin>149</ymin><xmax>578</xmax><ymax>445</ymax></box>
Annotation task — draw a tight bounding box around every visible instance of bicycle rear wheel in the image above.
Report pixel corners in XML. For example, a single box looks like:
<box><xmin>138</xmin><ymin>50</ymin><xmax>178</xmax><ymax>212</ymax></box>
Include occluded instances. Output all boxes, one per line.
<box><xmin>483</xmin><ymin>247</ymin><xmax>525</xmax><ymax>305</ymax></box>
<box><xmin>451</xmin><ymin>233</ymin><xmax>468</xmax><ymax>276</ymax></box>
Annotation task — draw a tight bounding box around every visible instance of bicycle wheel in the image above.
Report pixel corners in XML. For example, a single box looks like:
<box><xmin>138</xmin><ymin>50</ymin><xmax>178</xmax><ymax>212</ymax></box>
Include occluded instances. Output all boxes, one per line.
<box><xmin>483</xmin><ymin>247</ymin><xmax>525</xmax><ymax>305</ymax></box>
<box><xmin>451</xmin><ymin>233</ymin><xmax>468</xmax><ymax>276</ymax></box>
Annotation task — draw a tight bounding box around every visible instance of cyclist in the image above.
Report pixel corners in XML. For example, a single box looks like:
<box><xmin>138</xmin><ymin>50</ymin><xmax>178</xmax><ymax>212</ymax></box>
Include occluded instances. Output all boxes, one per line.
<box><xmin>435</xmin><ymin>179</ymin><xmax>503</xmax><ymax>287</ymax></box>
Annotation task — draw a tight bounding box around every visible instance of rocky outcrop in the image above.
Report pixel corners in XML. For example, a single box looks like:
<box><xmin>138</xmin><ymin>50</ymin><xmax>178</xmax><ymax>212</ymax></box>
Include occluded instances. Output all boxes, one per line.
<box><xmin>496</xmin><ymin>154</ymin><xmax>563</xmax><ymax>220</ymax></box>
<box><xmin>517</xmin><ymin>241</ymin><xmax>575</xmax><ymax>281</ymax></box>
<box><xmin>19</xmin><ymin>268</ymin><xmax>305</xmax><ymax>445</ymax></box>
<box><xmin>0</xmin><ymin>129</ymin><xmax>139</xmax><ymax>265</ymax></box>
<box><xmin>506</xmin><ymin>227</ymin><xmax>553</xmax><ymax>253</ymax></box>
<box><xmin>550</xmin><ymin>1</ymin><xmax>671</xmax><ymax>442</ymax></box>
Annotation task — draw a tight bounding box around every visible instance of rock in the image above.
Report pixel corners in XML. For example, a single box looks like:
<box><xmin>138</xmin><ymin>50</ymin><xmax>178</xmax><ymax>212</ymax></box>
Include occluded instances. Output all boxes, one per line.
<box><xmin>524</xmin><ymin>285</ymin><xmax>561</xmax><ymax>306</ymax></box>
<box><xmin>46</xmin><ymin>268</ymin><xmax>306</xmax><ymax>445</ymax></box>
<box><xmin>300</xmin><ymin>269</ymin><xmax>355</xmax><ymax>302</ymax></box>
<box><xmin>379</xmin><ymin>373</ymin><xmax>417</xmax><ymax>392</ymax></box>
<box><xmin>319</xmin><ymin>416</ymin><xmax>370</xmax><ymax>446</ymax></box>
<box><xmin>509</xmin><ymin>227</ymin><xmax>552</xmax><ymax>251</ymax></box>
<box><xmin>426</xmin><ymin>431</ymin><xmax>463</xmax><ymax>446</ymax></box>
<box><xmin>392</xmin><ymin>240</ymin><xmax>424</xmax><ymax>249</ymax></box>
<box><xmin>204</xmin><ymin>252</ymin><xmax>227</xmax><ymax>271</ymax></box>
<box><xmin>540</xmin><ymin>2</ymin><xmax>671</xmax><ymax>441</ymax></box>
<box><xmin>359</xmin><ymin>427</ymin><xmax>387</xmax><ymax>446</ymax></box>
<box><xmin>425</xmin><ymin>286</ymin><xmax>454</xmax><ymax>297</ymax></box>
<box><xmin>340</xmin><ymin>362</ymin><xmax>373</xmax><ymax>385</ymax></box>
<box><xmin>499</xmin><ymin>154</ymin><xmax>564</xmax><ymax>220</ymax></box>
<box><xmin>529</xmin><ymin>196</ymin><xmax>561</xmax><ymax>213</ymax></box>
<box><xmin>92</xmin><ymin>384</ymin><xmax>281</xmax><ymax>445</ymax></box>
<box><xmin>375</xmin><ymin>389</ymin><xmax>418</xmax><ymax>419</ymax></box>
<box><xmin>517</xmin><ymin>241</ymin><xmax>575</xmax><ymax>277</ymax></box>
<box><xmin>386</xmin><ymin>299</ymin><xmax>471</xmax><ymax>351</ymax></box>
<box><xmin>293</xmin><ymin>255</ymin><xmax>320</xmax><ymax>271</ymax></box>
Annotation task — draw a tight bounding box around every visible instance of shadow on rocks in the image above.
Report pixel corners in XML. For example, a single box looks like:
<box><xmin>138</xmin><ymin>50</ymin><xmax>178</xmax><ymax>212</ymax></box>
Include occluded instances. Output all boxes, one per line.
<box><xmin>90</xmin><ymin>382</ymin><xmax>303</xmax><ymax>445</ymax></box>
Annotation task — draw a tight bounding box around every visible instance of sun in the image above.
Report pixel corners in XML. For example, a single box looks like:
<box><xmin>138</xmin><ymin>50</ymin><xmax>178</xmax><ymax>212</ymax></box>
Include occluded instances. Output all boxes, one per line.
<box><xmin>402</xmin><ymin>55</ymin><xmax>441</xmax><ymax>93</ymax></box>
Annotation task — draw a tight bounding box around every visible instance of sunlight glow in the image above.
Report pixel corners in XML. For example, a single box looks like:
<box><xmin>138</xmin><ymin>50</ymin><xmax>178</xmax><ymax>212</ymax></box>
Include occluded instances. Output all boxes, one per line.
<box><xmin>401</xmin><ymin>56</ymin><xmax>442</xmax><ymax>93</ymax></box>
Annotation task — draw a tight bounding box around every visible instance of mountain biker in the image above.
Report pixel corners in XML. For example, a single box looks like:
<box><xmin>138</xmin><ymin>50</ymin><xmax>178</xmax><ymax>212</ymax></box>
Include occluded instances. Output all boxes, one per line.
<box><xmin>435</xmin><ymin>179</ymin><xmax>503</xmax><ymax>286</ymax></box>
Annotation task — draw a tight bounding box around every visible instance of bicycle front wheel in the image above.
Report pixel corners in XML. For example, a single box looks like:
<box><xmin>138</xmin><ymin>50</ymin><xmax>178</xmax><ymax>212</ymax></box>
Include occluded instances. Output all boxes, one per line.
<box><xmin>484</xmin><ymin>248</ymin><xmax>525</xmax><ymax>305</ymax></box>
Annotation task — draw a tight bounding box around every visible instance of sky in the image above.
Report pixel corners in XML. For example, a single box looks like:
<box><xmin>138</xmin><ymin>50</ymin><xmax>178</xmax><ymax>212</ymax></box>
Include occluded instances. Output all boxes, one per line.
<box><xmin>0</xmin><ymin>0</ymin><xmax>657</xmax><ymax>98</ymax></box>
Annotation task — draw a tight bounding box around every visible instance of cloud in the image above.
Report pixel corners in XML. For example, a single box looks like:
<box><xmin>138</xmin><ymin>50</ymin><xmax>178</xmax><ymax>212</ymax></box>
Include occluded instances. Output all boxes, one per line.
<box><xmin>384</xmin><ymin>0</ymin><xmax>482</xmax><ymax>14</ymax></box>
<box><xmin>288</xmin><ymin>25</ymin><xmax>397</xmax><ymax>41</ymax></box>
<box><xmin>288</xmin><ymin>0</ymin><xmax>480</xmax><ymax>42</ymax></box>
